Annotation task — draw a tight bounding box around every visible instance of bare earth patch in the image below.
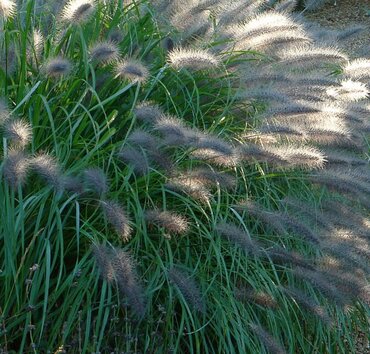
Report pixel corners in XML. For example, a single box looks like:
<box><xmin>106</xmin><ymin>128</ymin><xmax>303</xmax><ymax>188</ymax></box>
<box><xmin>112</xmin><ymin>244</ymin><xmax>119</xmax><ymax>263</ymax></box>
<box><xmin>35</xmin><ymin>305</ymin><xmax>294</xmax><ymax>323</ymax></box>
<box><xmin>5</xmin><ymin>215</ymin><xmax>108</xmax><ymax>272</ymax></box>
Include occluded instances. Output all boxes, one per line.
<box><xmin>305</xmin><ymin>0</ymin><xmax>370</xmax><ymax>57</ymax></box>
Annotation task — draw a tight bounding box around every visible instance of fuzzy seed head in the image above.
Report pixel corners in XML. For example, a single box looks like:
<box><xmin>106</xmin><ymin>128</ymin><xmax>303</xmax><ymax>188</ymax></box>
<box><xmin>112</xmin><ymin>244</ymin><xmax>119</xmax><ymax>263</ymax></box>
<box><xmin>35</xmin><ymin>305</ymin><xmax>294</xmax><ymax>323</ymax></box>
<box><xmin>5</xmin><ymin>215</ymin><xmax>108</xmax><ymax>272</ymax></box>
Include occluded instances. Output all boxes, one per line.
<box><xmin>61</xmin><ymin>175</ymin><xmax>84</xmax><ymax>194</ymax></box>
<box><xmin>235</xmin><ymin>287</ymin><xmax>278</xmax><ymax>309</ymax></box>
<box><xmin>30</xmin><ymin>154</ymin><xmax>62</xmax><ymax>189</ymax></box>
<box><xmin>343</xmin><ymin>59</ymin><xmax>370</xmax><ymax>80</ymax></box>
<box><xmin>145</xmin><ymin>210</ymin><xmax>189</xmax><ymax>235</ymax></box>
<box><xmin>189</xmin><ymin>167</ymin><xmax>237</xmax><ymax>189</ymax></box>
<box><xmin>100</xmin><ymin>200</ymin><xmax>132</xmax><ymax>242</ymax></box>
<box><xmin>111</xmin><ymin>247</ymin><xmax>146</xmax><ymax>317</ymax></box>
<box><xmin>249</xmin><ymin>323</ymin><xmax>287</xmax><ymax>354</ymax></box>
<box><xmin>215</xmin><ymin>222</ymin><xmax>260</xmax><ymax>255</ymax></box>
<box><xmin>115</xmin><ymin>59</ymin><xmax>149</xmax><ymax>83</ymax></box>
<box><xmin>0</xmin><ymin>0</ymin><xmax>16</xmax><ymax>18</ymax></box>
<box><xmin>165</xmin><ymin>176</ymin><xmax>211</xmax><ymax>204</ymax></box>
<box><xmin>28</xmin><ymin>29</ymin><xmax>44</xmax><ymax>64</ymax></box>
<box><xmin>191</xmin><ymin>148</ymin><xmax>239</xmax><ymax>167</ymax></box>
<box><xmin>134</xmin><ymin>102</ymin><xmax>164</xmax><ymax>124</ymax></box>
<box><xmin>42</xmin><ymin>57</ymin><xmax>72</xmax><ymax>79</ymax></box>
<box><xmin>92</xmin><ymin>244</ymin><xmax>115</xmax><ymax>282</ymax></box>
<box><xmin>168</xmin><ymin>48</ymin><xmax>219</xmax><ymax>71</ymax></box>
<box><xmin>93</xmin><ymin>244</ymin><xmax>146</xmax><ymax>317</ymax></box>
<box><xmin>168</xmin><ymin>267</ymin><xmax>206</xmax><ymax>314</ymax></box>
<box><xmin>278</xmin><ymin>46</ymin><xmax>348</xmax><ymax>71</ymax></box>
<box><xmin>280</xmin><ymin>286</ymin><xmax>331</xmax><ymax>324</ymax></box>
<box><xmin>3</xmin><ymin>149</ymin><xmax>30</xmax><ymax>188</ymax></box>
<box><xmin>117</xmin><ymin>146</ymin><xmax>150</xmax><ymax>176</ymax></box>
<box><xmin>89</xmin><ymin>41</ymin><xmax>120</xmax><ymax>64</ymax></box>
<box><xmin>62</xmin><ymin>0</ymin><xmax>95</xmax><ymax>24</ymax></box>
<box><xmin>4</xmin><ymin>119</ymin><xmax>32</xmax><ymax>148</ymax></box>
<box><xmin>83</xmin><ymin>167</ymin><xmax>108</xmax><ymax>196</ymax></box>
<box><xmin>327</xmin><ymin>80</ymin><xmax>369</xmax><ymax>102</ymax></box>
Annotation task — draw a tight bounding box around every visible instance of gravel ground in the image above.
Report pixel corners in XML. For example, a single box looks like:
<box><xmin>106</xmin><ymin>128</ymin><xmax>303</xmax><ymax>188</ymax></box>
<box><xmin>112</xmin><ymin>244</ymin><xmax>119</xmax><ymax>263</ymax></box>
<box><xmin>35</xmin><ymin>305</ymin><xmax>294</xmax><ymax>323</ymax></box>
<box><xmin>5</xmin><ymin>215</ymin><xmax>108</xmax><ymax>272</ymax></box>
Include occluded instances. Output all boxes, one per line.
<box><xmin>304</xmin><ymin>0</ymin><xmax>370</xmax><ymax>57</ymax></box>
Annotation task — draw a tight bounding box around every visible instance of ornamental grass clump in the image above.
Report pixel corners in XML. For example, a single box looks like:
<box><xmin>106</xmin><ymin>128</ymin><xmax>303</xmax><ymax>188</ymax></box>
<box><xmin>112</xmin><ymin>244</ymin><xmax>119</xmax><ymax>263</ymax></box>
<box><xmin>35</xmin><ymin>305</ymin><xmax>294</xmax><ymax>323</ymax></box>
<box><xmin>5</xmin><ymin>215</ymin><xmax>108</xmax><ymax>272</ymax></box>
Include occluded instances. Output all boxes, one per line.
<box><xmin>0</xmin><ymin>0</ymin><xmax>369</xmax><ymax>352</ymax></box>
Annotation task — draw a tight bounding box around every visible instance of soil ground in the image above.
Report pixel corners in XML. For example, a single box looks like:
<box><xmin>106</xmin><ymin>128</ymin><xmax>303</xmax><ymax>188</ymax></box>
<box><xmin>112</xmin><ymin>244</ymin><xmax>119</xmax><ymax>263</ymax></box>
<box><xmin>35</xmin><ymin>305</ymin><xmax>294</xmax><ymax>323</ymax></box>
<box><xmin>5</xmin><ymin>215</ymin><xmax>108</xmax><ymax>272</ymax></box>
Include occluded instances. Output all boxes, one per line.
<box><xmin>304</xmin><ymin>0</ymin><xmax>370</xmax><ymax>57</ymax></box>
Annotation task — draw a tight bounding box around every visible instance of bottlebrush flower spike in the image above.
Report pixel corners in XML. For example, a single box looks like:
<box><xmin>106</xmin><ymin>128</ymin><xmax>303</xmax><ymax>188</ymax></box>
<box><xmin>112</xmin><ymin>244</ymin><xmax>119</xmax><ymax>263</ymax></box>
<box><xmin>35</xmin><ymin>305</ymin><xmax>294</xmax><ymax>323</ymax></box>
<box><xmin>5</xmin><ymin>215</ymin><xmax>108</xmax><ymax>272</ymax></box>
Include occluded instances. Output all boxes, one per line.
<box><xmin>343</xmin><ymin>59</ymin><xmax>370</xmax><ymax>80</ymax></box>
<box><xmin>215</xmin><ymin>222</ymin><xmax>261</xmax><ymax>255</ymax></box>
<box><xmin>144</xmin><ymin>209</ymin><xmax>189</xmax><ymax>235</ymax></box>
<box><xmin>168</xmin><ymin>48</ymin><xmax>219</xmax><ymax>71</ymax></box>
<box><xmin>0</xmin><ymin>0</ymin><xmax>16</xmax><ymax>19</ymax></box>
<box><xmin>249</xmin><ymin>323</ymin><xmax>287</xmax><ymax>354</ymax></box>
<box><xmin>30</xmin><ymin>154</ymin><xmax>62</xmax><ymax>189</ymax></box>
<box><xmin>93</xmin><ymin>245</ymin><xmax>146</xmax><ymax>317</ymax></box>
<box><xmin>134</xmin><ymin>102</ymin><xmax>164</xmax><ymax>124</ymax></box>
<box><xmin>115</xmin><ymin>59</ymin><xmax>149</xmax><ymax>83</ymax></box>
<box><xmin>327</xmin><ymin>80</ymin><xmax>369</xmax><ymax>102</ymax></box>
<box><xmin>42</xmin><ymin>57</ymin><xmax>72</xmax><ymax>79</ymax></box>
<box><xmin>3</xmin><ymin>149</ymin><xmax>30</xmax><ymax>188</ymax></box>
<box><xmin>100</xmin><ymin>200</ymin><xmax>132</xmax><ymax>242</ymax></box>
<box><xmin>89</xmin><ymin>41</ymin><xmax>120</xmax><ymax>64</ymax></box>
<box><xmin>83</xmin><ymin>167</ymin><xmax>109</xmax><ymax>196</ymax></box>
<box><xmin>278</xmin><ymin>46</ymin><xmax>348</xmax><ymax>71</ymax></box>
<box><xmin>62</xmin><ymin>0</ymin><xmax>95</xmax><ymax>24</ymax></box>
<box><xmin>4</xmin><ymin>119</ymin><xmax>32</xmax><ymax>148</ymax></box>
<box><xmin>168</xmin><ymin>267</ymin><xmax>206</xmax><ymax>314</ymax></box>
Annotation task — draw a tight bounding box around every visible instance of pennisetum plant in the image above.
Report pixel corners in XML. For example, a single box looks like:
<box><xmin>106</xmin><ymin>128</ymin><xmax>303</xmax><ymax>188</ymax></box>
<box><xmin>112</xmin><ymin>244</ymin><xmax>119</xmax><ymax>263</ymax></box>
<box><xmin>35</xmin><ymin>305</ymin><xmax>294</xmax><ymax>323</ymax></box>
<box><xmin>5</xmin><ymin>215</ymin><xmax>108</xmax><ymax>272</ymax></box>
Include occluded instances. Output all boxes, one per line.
<box><xmin>0</xmin><ymin>0</ymin><xmax>368</xmax><ymax>352</ymax></box>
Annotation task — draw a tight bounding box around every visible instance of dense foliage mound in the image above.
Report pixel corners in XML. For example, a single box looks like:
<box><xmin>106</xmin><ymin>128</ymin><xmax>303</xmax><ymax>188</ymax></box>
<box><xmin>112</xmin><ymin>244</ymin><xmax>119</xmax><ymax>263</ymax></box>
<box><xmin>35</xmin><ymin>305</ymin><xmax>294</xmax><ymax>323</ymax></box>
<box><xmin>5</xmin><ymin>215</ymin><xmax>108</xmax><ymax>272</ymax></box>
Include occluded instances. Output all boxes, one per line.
<box><xmin>0</xmin><ymin>0</ymin><xmax>369</xmax><ymax>353</ymax></box>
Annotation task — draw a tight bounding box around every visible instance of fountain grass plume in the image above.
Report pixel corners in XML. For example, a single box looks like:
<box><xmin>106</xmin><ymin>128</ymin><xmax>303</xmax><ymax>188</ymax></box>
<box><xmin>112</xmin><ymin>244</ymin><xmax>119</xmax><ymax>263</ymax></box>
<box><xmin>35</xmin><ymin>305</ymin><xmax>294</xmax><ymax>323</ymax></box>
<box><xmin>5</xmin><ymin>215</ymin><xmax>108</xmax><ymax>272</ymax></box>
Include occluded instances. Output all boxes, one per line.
<box><xmin>327</xmin><ymin>80</ymin><xmax>369</xmax><ymax>102</ymax></box>
<box><xmin>0</xmin><ymin>99</ymin><xmax>11</xmax><ymax>124</ymax></box>
<box><xmin>115</xmin><ymin>59</ymin><xmax>149</xmax><ymax>83</ymax></box>
<box><xmin>89</xmin><ymin>41</ymin><xmax>120</xmax><ymax>65</ymax></box>
<box><xmin>127</xmin><ymin>130</ymin><xmax>159</xmax><ymax>151</ymax></box>
<box><xmin>61</xmin><ymin>0</ymin><xmax>96</xmax><ymax>24</ymax></box>
<box><xmin>111</xmin><ymin>247</ymin><xmax>146</xmax><ymax>317</ymax></box>
<box><xmin>144</xmin><ymin>209</ymin><xmax>189</xmax><ymax>235</ymax></box>
<box><xmin>190</xmin><ymin>147</ymin><xmax>239</xmax><ymax>168</ymax></box>
<box><xmin>134</xmin><ymin>102</ymin><xmax>164</xmax><ymax>124</ymax></box>
<box><xmin>167</xmin><ymin>48</ymin><xmax>219</xmax><ymax>71</ymax></box>
<box><xmin>100</xmin><ymin>200</ymin><xmax>132</xmax><ymax>242</ymax></box>
<box><xmin>92</xmin><ymin>244</ymin><xmax>115</xmax><ymax>282</ymax></box>
<box><xmin>343</xmin><ymin>59</ymin><xmax>370</xmax><ymax>81</ymax></box>
<box><xmin>4</xmin><ymin>119</ymin><xmax>32</xmax><ymax>148</ymax></box>
<box><xmin>249</xmin><ymin>323</ymin><xmax>287</xmax><ymax>354</ymax></box>
<box><xmin>216</xmin><ymin>0</ymin><xmax>266</xmax><ymax>26</ymax></box>
<box><xmin>235</xmin><ymin>287</ymin><xmax>278</xmax><ymax>309</ymax></box>
<box><xmin>267</xmin><ymin>247</ymin><xmax>315</xmax><ymax>270</ymax></box>
<box><xmin>280</xmin><ymin>286</ymin><xmax>332</xmax><ymax>325</ymax></box>
<box><xmin>293</xmin><ymin>267</ymin><xmax>348</xmax><ymax>305</ymax></box>
<box><xmin>168</xmin><ymin>267</ymin><xmax>206</xmax><ymax>314</ymax></box>
<box><xmin>30</xmin><ymin>153</ymin><xmax>62</xmax><ymax>189</ymax></box>
<box><xmin>234</xmin><ymin>30</ymin><xmax>311</xmax><ymax>53</ymax></box>
<box><xmin>277</xmin><ymin>46</ymin><xmax>348</xmax><ymax>71</ymax></box>
<box><xmin>189</xmin><ymin>167</ymin><xmax>237</xmax><ymax>189</ymax></box>
<box><xmin>282</xmin><ymin>197</ymin><xmax>329</xmax><ymax>230</ymax></box>
<box><xmin>0</xmin><ymin>0</ymin><xmax>16</xmax><ymax>19</ymax></box>
<box><xmin>228</xmin><ymin>12</ymin><xmax>302</xmax><ymax>40</ymax></box>
<box><xmin>154</xmin><ymin>115</ymin><xmax>200</xmax><ymax>147</ymax></box>
<box><xmin>42</xmin><ymin>57</ymin><xmax>72</xmax><ymax>79</ymax></box>
<box><xmin>93</xmin><ymin>245</ymin><xmax>146</xmax><ymax>317</ymax></box>
<box><xmin>215</xmin><ymin>222</ymin><xmax>261</xmax><ymax>256</ymax></box>
<box><xmin>83</xmin><ymin>167</ymin><xmax>109</xmax><ymax>196</ymax></box>
<box><xmin>165</xmin><ymin>175</ymin><xmax>211</xmax><ymax>204</ymax></box>
<box><xmin>3</xmin><ymin>149</ymin><xmax>30</xmax><ymax>188</ymax></box>
<box><xmin>117</xmin><ymin>146</ymin><xmax>150</xmax><ymax>176</ymax></box>
<box><xmin>275</xmin><ymin>0</ymin><xmax>298</xmax><ymax>13</ymax></box>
